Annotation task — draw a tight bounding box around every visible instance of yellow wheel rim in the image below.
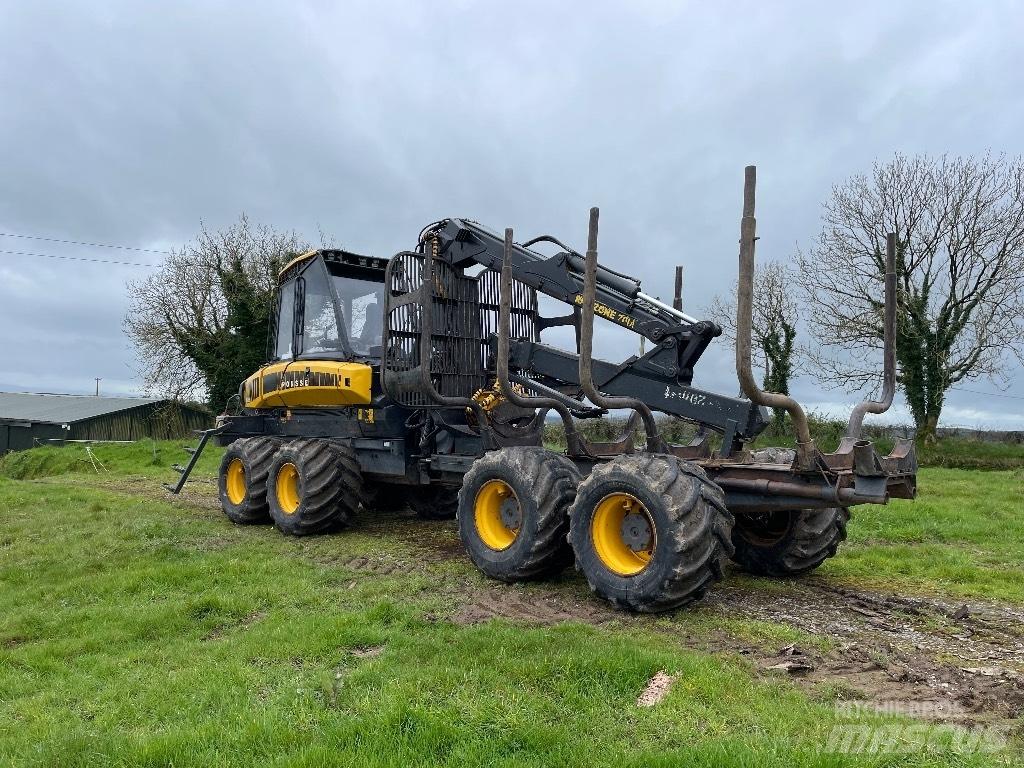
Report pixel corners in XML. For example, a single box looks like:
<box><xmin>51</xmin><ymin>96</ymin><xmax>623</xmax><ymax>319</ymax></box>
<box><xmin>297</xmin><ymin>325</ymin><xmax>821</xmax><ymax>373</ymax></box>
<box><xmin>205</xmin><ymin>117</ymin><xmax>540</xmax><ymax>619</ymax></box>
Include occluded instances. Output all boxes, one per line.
<box><xmin>474</xmin><ymin>479</ymin><xmax>521</xmax><ymax>551</ymax></box>
<box><xmin>225</xmin><ymin>458</ymin><xmax>247</xmax><ymax>505</ymax></box>
<box><xmin>591</xmin><ymin>493</ymin><xmax>656</xmax><ymax>576</ymax></box>
<box><xmin>276</xmin><ymin>462</ymin><xmax>301</xmax><ymax>515</ymax></box>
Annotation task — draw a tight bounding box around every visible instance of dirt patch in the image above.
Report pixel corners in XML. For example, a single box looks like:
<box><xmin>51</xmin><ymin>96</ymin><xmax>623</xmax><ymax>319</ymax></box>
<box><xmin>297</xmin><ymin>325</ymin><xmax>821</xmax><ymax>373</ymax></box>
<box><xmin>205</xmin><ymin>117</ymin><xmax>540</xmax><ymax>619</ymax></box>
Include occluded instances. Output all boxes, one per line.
<box><xmin>309</xmin><ymin>552</ymin><xmax>422</xmax><ymax>576</ymax></box>
<box><xmin>705</xmin><ymin>579</ymin><xmax>1024</xmax><ymax>672</ymax></box>
<box><xmin>687</xmin><ymin>574</ymin><xmax>1024</xmax><ymax>720</ymax></box>
<box><xmin>637</xmin><ymin>671</ymin><xmax>677</xmax><ymax>707</ymax></box>
<box><xmin>751</xmin><ymin>639</ymin><xmax>1024</xmax><ymax>720</ymax></box>
<box><xmin>351</xmin><ymin>644</ymin><xmax>385</xmax><ymax>659</ymax></box>
<box><xmin>452</xmin><ymin>586</ymin><xmax>622</xmax><ymax>627</ymax></box>
<box><xmin>204</xmin><ymin>609</ymin><xmax>267</xmax><ymax>641</ymax></box>
<box><xmin>353</xmin><ymin>510</ymin><xmax>467</xmax><ymax>562</ymax></box>
<box><xmin>167</xmin><ymin>482</ymin><xmax>221</xmax><ymax>513</ymax></box>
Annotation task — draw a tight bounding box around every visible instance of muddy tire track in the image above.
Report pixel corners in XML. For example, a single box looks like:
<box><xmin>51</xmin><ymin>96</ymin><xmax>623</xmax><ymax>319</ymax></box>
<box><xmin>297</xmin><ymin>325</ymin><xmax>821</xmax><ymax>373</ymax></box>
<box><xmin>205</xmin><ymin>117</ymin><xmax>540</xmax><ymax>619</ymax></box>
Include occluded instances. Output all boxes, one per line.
<box><xmin>452</xmin><ymin>587</ymin><xmax>621</xmax><ymax>627</ymax></box>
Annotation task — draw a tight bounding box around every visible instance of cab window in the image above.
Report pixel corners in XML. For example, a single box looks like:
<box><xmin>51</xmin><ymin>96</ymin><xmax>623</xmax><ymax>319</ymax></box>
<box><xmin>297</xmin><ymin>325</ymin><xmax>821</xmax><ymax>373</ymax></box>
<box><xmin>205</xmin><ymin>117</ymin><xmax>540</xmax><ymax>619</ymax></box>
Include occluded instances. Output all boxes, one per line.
<box><xmin>299</xmin><ymin>261</ymin><xmax>343</xmax><ymax>356</ymax></box>
<box><xmin>332</xmin><ymin>274</ymin><xmax>385</xmax><ymax>355</ymax></box>
<box><xmin>274</xmin><ymin>279</ymin><xmax>296</xmax><ymax>360</ymax></box>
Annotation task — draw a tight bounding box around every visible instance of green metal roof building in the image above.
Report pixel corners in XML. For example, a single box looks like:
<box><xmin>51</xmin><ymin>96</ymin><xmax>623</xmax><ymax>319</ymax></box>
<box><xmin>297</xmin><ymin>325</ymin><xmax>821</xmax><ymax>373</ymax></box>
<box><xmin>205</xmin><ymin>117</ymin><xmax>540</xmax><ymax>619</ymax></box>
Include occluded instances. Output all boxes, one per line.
<box><xmin>0</xmin><ymin>392</ymin><xmax>212</xmax><ymax>453</ymax></box>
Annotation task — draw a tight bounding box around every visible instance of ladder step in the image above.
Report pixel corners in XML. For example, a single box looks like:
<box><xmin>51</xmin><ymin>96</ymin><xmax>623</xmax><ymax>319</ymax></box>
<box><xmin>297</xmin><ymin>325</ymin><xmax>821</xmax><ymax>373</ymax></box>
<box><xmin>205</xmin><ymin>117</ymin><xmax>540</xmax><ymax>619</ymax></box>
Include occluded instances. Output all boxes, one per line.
<box><xmin>172</xmin><ymin>464</ymin><xmax>187</xmax><ymax>473</ymax></box>
<box><xmin>184</xmin><ymin>447</ymin><xmax>198</xmax><ymax>455</ymax></box>
<box><xmin>162</xmin><ymin>483</ymin><xmax>179</xmax><ymax>493</ymax></box>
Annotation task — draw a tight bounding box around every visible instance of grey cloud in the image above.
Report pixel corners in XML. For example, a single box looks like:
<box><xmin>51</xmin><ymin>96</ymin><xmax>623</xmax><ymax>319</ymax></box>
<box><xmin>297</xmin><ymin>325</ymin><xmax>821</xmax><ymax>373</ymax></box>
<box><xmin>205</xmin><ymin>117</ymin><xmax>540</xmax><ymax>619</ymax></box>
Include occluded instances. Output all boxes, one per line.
<box><xmin>1</xmin><ymin>1</ymin><xmax>1021</xmax><ymax>424</ymax></box>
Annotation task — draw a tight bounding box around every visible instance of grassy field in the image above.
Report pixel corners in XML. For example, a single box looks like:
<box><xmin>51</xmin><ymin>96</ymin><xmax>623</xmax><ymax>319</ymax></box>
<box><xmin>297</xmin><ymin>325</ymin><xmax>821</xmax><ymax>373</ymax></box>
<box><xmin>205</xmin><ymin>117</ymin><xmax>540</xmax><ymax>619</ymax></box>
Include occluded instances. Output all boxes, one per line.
<box><xmin>828</xmin><ymin>467</ymin><xmax>1024</xmax><ymax>602</ymax></box>
<box><xmin>0</xmin><ymin>441</ymin><xmax>1021</xmax><ymax>766</ymax></box>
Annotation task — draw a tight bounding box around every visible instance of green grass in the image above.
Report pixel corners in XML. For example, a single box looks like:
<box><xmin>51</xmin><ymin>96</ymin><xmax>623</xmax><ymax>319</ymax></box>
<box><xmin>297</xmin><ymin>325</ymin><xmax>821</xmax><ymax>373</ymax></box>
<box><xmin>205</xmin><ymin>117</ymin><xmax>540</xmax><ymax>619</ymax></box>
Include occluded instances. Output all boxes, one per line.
<box><xmin>0</xmin><ymin>443</ymin><xmax>1021</xmax><ymax>766</ymax></box>
<box><xmin>914</xmin><ymin>439</ymin><xmax>1024</xmax><ymax>471</ymax></box>
<box><xmin>0</xmin><ymin>439</ymin><xmax>224</xmax><ymax>480</ymax></box>
<box><xmin>823</xmin><ymin>467</ymin><xmax>1024</xmax><ymax>602</ymax></box>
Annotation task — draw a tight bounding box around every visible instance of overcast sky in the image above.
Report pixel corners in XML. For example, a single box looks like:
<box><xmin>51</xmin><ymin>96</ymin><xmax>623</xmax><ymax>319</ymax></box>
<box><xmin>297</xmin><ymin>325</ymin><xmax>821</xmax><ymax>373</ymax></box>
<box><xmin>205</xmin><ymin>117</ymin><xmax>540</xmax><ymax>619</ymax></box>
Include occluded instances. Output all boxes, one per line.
<box><xmin>2</xmin><ymin>1</ymin><xmax>1022</xmax><ymax>428</ymax></box>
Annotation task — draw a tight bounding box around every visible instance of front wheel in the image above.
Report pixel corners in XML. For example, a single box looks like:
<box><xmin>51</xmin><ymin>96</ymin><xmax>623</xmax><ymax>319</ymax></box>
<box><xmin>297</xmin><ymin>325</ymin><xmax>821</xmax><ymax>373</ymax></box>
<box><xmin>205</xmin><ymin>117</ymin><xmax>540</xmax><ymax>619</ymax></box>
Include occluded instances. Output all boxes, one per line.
<box><xmin>568</xmin><ymin>454</ymin><xmax>733</xmax><ymax>613</ymax></box>
<box><xmin>217</xmin><ymin>437</ymin><xmax>279</xmax><ymax>524</ymax></box>
<box><xmin>266</xmin><ymin>439</ymin><xmax>362</xmax><ymax>536</ymax></box>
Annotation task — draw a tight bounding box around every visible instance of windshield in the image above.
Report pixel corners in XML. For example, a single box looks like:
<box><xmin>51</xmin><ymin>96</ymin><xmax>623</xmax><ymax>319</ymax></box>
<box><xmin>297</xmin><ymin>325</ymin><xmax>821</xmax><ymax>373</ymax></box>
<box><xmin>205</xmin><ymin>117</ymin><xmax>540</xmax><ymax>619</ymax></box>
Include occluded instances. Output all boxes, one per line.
<box><xmin>301</xmin><ymin>263</ymin><xmax>343</xmax><ymax>355</ymax></box>
<box><xmin>331</xmin><ymin>273</ymin><xmax>385</xmax><ymax>356</ymax></box>
<box><xmin>272</xmin><ymin>259</ymin><xmax>385</xmax><ymax>361</ymax></box>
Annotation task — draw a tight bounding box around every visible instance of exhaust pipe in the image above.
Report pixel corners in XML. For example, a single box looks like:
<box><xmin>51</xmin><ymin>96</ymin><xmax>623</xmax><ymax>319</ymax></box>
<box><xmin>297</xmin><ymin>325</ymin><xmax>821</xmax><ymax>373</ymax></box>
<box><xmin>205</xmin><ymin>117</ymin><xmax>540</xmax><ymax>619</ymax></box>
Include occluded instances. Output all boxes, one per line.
<box><xmin>735</xmin><ymin>166</ymin><xmax>817</xmax><ymax>468</ymax></box>
<box><xmin>846</xmin><ymin>232</ymin><xmax>897</xmax><ymax>438</ymax></box>
<box><xmin>579</xmin><ymin>208</ymin><xmax>666</xmax><ymax>452</ymax></box>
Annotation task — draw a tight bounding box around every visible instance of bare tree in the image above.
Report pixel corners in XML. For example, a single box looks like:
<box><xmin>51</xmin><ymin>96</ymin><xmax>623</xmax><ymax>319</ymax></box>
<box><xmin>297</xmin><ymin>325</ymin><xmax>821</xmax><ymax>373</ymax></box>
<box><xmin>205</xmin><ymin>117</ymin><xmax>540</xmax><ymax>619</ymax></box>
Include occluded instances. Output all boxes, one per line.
<box><xmin>125</xmin><ymin>214</ymin><xmax>312</xmax><ymax>406</ymax></box>
<box><xmin>797</xmin><ymin>153</ymin><xmax>1024</xmax><ymax>440</ymax></box>
<box><xmin>708</xmin><ymin>260</ymin><xmax>801</xmax><ymax>429</ymax></box>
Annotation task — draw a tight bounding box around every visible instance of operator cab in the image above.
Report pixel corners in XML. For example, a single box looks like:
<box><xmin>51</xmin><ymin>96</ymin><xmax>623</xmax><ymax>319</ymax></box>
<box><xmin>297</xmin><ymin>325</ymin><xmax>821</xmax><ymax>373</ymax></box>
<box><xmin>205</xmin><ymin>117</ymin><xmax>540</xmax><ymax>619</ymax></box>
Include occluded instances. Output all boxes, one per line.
<box><xmin>272</xmin><ymin>249</ymin><xmax>389</xmax><ymax>363</ymax></box>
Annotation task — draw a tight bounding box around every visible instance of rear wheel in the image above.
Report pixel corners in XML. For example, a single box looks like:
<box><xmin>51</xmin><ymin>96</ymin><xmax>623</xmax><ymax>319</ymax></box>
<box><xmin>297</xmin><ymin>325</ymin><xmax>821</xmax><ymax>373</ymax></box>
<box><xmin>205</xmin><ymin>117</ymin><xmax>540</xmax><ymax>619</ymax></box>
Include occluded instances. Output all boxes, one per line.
<box><xmin>731</xmin><ymin>507</ymin><xmax>850</xmax><ymax>576</ymax></box>
<box><xmin>408</xmin><ymin>485</ymin><xmax>461</xmax><ymax>520</ymax></box>
<box><xmin>267</xmin><ymin>439</ymin><xmax>362</xmax><ymax>535</ymax></box>
<box><xmin>568</xmin><ymin>454</ymin><xmax>733</xmax><ymax>613</ymax></box>
<box><xmin>218</xmin><ymin>437</ymin><xmax>279</xmax><ymax>524</ymax></box>
<box><xmin>458</xmin><ymin>447</ymin><xmax>581</xmax><ymax>582</ymax></box>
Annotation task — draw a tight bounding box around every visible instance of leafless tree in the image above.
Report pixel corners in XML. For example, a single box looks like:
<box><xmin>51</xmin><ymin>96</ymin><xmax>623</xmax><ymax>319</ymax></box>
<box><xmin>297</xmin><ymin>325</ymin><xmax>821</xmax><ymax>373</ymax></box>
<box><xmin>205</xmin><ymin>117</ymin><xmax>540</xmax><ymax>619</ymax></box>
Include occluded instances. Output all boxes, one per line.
<box><xmin>124</xmin><ymin>214</ymin><xmax>312</xmax><ymax>403</ymax></box>
<box><xmin>708</xmin><ymin>260</ymin><xmax>801</xmax><ymax>428</ymax></box>
<box><xmin>797</xmin><ymin>153</ymin><xmax>1024</xmax><ymax>440</ymax></box>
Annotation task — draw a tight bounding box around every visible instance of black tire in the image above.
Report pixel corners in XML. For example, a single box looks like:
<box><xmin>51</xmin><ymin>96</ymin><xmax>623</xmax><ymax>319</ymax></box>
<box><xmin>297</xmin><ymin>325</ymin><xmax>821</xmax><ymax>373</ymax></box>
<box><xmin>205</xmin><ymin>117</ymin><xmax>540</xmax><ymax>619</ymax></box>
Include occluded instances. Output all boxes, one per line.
<box><xmin>731</xmin><ymin>507</ymin><xmax>850</xmax><ymax>577</ymax></box>
<box><xmin>458</xmin><ymin>447</ymin><xmax>581</xmax><ymax>582</ymax></box>
<box><xmin>361</xmin><ymin>483</ymin><xmax>409</xmax><ymax>512</ymax></box>
<box><xmin>218</xmin><ymin>436</ymin><xmax>279</xmax><ymax>524</ymax></box>
<box><xmin>408</xmin><ymin>485</ymin><xmax>461</xmax><ymax>520</ymax></box>
<box><xmin>266</xmin><ymin>439</ymin><xmax>362</xmax><ymax>536</ymax></box>
<box><xmin>568</xmin><ymin>454</ymin><xmax>733</xmax><ymax>613</ymax></box>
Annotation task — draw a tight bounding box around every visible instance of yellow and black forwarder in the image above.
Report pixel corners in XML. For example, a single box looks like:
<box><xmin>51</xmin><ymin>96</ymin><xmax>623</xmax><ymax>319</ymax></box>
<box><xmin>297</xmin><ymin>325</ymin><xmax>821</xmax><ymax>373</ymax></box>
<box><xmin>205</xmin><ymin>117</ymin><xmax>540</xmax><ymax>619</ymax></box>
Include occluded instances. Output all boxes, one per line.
<box><xmin>169</xmin><ymin>167</ymin><xmax>917</xmax><ymax>612</ymax></box>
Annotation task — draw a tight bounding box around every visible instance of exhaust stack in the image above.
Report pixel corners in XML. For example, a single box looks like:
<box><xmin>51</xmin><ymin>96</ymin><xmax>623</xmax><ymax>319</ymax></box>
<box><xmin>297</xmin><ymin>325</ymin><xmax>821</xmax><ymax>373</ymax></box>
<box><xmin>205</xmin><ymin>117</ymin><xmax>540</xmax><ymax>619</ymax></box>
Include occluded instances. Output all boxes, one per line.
<box><xmin>846</xmin><ymin>232</ymin><xmax>897</xmax><ymax>438</ymax></box>
<box><xmin>578</xmin><ymin>208</ymin><xmax>666</xmax><ymax>453</ymax></box>
<box><xmin>735</xmin><ymin>165</ymin><xmax>817</xmax><ymax>468</ymax></box>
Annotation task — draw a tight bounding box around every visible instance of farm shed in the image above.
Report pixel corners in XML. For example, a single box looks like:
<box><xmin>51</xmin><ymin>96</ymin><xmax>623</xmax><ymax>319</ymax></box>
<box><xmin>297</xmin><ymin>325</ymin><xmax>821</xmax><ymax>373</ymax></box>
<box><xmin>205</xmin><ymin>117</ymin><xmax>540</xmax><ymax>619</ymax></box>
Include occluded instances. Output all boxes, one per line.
<box><xmin>0</xmin><ymin>392</ymin><xmax>212</xmax><ymax>453</ymax></box>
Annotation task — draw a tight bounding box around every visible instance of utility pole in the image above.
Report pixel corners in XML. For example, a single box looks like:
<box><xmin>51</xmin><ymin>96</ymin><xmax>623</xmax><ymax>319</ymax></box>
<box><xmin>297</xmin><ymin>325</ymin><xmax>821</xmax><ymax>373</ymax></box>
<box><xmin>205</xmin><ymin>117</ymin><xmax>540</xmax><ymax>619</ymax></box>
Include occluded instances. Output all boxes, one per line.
<box><xmin>94</xmin><ymin>378</ymin><xmax>102</xmax><ymax>397</ymax></box>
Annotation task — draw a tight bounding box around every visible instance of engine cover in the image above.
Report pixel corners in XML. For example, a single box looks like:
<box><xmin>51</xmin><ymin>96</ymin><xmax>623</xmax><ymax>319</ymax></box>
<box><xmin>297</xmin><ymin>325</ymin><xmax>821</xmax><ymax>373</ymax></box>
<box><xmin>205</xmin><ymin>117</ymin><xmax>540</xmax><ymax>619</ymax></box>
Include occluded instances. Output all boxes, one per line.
<box><xmin>243</xmin><ymin>360</ymin><xmax>372</xmax><ymax>409</ymax></box>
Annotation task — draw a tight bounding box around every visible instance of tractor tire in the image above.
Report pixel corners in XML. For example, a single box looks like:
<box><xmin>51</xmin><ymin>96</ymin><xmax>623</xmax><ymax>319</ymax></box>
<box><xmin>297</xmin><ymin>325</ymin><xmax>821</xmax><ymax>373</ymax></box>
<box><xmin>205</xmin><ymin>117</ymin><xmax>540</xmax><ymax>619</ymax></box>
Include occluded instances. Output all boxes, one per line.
<box><xmin>730</xmin><ymin>507</ymin><xmax>850</xmax><ymax>577</ymax></box>
<box><xmin>568</xmin><ymin>454</ymin><xmax>733</xmax><ymax>613</ymax></box>
<box><xmin>218</xmin><ymin>436</ymin><xmax>279</xmax><ymax>524</ymax></box>
<box><xmin>458</xmin><ymin>447</ymin><xmax>581</xmax><ymax>582</ymax></box>
<box><xmin>266</xmin><ymin>439</ymin><xmax>362</xmax><ymax>536</ymax></box>
<box><xmin>408</xmin><ymin>485</ymin><xmax>461</xmax><ymax>520</ymax></box>
<box><xmin>362</xmin><ymin>483</ymin><xmax>409</xmax><ymax>512</ymax></box>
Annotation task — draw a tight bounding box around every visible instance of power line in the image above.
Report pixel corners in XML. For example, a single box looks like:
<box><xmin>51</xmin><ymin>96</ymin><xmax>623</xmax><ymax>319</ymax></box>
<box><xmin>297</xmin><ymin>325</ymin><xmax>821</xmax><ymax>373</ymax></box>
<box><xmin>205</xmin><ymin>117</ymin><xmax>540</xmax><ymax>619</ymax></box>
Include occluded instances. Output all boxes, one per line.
<box><xmin>950</xmin><ymin>386</ymin><xmax>1024</xmax><ymax>402</ymax></box>
<box><xmin>0</xmin><ymin>231</ymin><xmax>172</xmax><ymax>255</ymax></box>
<box><xmin>0</xmin><ymin>249</ymin><xmax>157</xmax><ymax>268</ymax></box>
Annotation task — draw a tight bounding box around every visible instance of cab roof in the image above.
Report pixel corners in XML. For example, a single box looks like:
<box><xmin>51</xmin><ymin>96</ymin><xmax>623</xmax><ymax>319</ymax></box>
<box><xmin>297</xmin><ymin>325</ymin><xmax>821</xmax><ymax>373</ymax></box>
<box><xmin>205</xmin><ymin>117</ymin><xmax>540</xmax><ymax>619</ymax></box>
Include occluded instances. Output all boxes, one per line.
<box><xmin>277</xmin><ymin>248</ymin><xmax>389</xmax><ymax>284</ymax></box>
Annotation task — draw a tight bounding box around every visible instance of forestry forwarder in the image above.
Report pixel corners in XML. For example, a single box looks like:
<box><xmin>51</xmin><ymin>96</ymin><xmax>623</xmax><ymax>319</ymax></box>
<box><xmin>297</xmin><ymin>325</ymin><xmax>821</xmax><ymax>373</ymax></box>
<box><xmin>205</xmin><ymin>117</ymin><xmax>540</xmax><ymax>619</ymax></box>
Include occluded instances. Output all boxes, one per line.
<box><xmin>167</xmin><ymin>167</ymin><xmax>917</xmax><ymax>612</ymax></box>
